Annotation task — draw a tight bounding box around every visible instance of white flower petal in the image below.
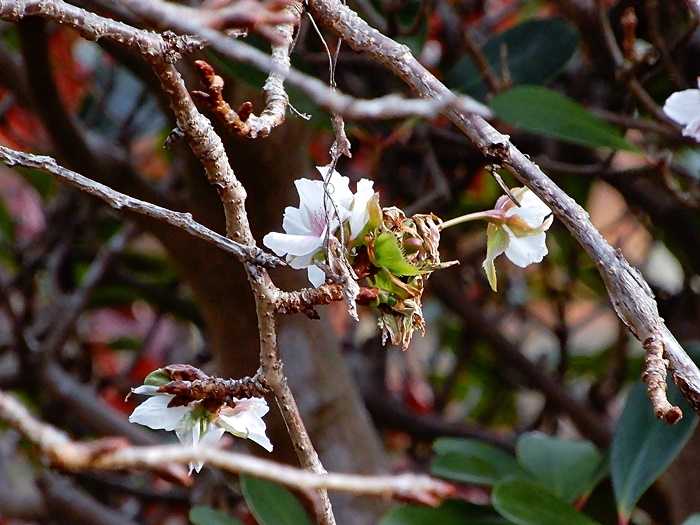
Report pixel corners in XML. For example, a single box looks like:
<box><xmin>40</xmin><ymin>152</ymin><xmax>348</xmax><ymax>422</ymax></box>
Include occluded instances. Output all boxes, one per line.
<box><xmin>281</xmin><ymin>206</ymin><xmax>310</xmax><ymax>235</ymax></box>
<box><xmin>248</xmin><ymin>430</ymin><xmax>274</xmax><ymax>452</ymax></box>
<box><xmin>663</xmin><ymin>89</ymin><xmax>700</xmax><ymax>126</ymax></box>
<box><xmin>682</xmin><ymin>117</ymin><xmax>700</xmax><ymax>142</ymax></box>
<box><xmin>287</xmin><ymin>252</ymin><xmax>316</xmax><ymax>270</ymax></box>
<box><xmin>308</xmin><ymin>265</ymin><xmax>326</xmax><ymax>287</ymax></box>
<box><xmin>315</xmin><ymin>166</ymin><xmax>354</xmax><ymax>210</ymax></box>
<box><xmin>262</xmin><ymin>232</ymin><xmax>324</xmax><ymax>257</ymax></box>
<box><xmin>506</xmin><ymin>189</ymin><xmax>551</xmax><ymax>228</ymax></box>
<box><xmin>295</xmin><ymin>177</ymin><xmax>327</xmax><ymax>214</ymax></box>
<box><xmin>217</xmin><ymin>398</ymin><xmax>272</xmax><ymax>452</ymax></box>
<box><xmin>236</xmin><ymin>397</ymin><xmax>270</xmax><ymax>417</ymax></box>
<box><xmin>349</xmin><ymin>179</ymin><xmax>374</xmax><ymax>240</ymax></box>
<box><xmin>131</xmin><ymin>385</ymin><xmax>159</xmax><ymax>395</ymax></box>
<box><xmin>200</xmin><ymin>424</ymin><xmax>226</xmax><ymax>447</ymax></box>
<box><xmin>504</xmin><ymin>227</ymin><xmax>548</xmax><ymax>268</ymax></box>
<box><xmin>183</xmin><ymin>420</ymin><xmax>225</xmax><ymax>475</ymax></box>
<box><xmin>129</xmin><ymin>394</ymin><xmax>190</xmax><ymax>431</ymax></box>
<box><xmin>176</xmin><ymin>417</ymin><xmax>201</xmax><ymax>448</ymax></box>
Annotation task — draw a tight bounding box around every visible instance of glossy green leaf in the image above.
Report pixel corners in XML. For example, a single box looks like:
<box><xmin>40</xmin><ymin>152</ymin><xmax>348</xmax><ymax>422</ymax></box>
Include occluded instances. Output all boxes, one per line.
<box><xmin>373</xmin><ymin>232</ymin><xmax>420</xmax><ymax>276</ymax></box>
<box><xmin>447</xmin><ymin>18</ymin><xmax>578</xmax><ymax>99</ymax></box>
<box><xmin>381</xmin><ymin>501</ymin><xmax>511</xmax><ymax>525</ymax></box>
<box><xmin>431</xmin><ymin>438</ymin><xmax>522</xmax><ymax>485</ymax></box>
<box><xmin>492</xmin><ymin>479</ymin><xmax>602</xmax><ymax>525</ymax></box>
<box><xmin>491</xmin><ymin>86</ymin><xmax>637</xmax><ymax>151</ymax></box>
<box><xmin>241</xmin><ymin>475</ymin><xmax>312</xmax><ymax>525</ymax></box>
<box><xmin>612</xmin><ymin>382</ymin><xmax>698</xmax><ymax>521</ymax></box>
<box><xmin>189</xmin><ymin>506</ymin><xmax>242</xmax><ymax>525</ymax></box>
<box><xmin>516</xmin><ymin>432</ymin><xmax>605</xmax><ymax>502</ymax></box>
<box><xmin>682</xmin><ymin>515</ymin><xmax>700</xmax><ymax>525</ymax></box>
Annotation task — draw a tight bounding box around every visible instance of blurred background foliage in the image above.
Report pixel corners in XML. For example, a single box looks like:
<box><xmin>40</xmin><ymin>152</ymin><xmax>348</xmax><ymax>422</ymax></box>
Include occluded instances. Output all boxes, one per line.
<box><xmin>1</xmin><ymin>0</ymin><xmax>700</xmax><ymax>524</ymax></box>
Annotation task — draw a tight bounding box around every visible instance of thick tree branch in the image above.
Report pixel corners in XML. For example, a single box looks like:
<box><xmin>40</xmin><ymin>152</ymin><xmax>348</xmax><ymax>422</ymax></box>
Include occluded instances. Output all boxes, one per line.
<box><xmin>0</xmin><ymin>390</ymin><xmax>454</xmax><ymax>506</ymax></box>
<box><xmin>306</xmin><ymin>0</ymin><xmax>700</xmax><ymax>421</ymax></box>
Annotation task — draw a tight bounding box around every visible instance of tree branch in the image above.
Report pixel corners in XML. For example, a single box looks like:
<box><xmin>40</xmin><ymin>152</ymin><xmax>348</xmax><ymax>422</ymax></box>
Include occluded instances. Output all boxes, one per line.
<box><xmin>0</xmin><ymin>146</ymin><xmax>282</xmax><ymax>268</ymax></box>
<box><xmin>306</xmin><ymin>0</ymin><xmax>700</xmax><ymax>421</ymax></box>
<box><xmin>97</xmin><ymin>0</ymin><xmax>491</xmax><ymax>120</ymax></box>
<box><xmin>0</xmin><ymin>389</ymin><xmax>454</xmax><ymax>506</ymax></box>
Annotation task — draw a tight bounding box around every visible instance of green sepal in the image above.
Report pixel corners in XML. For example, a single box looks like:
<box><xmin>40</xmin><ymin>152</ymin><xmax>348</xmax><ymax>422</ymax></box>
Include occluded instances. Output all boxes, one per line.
<box><xmin>373</xmin><ymin>268</ymin><xmax>417</xmax><ymax>300</ymax></box>
<box><xmin>372</xmin><ymin>232</ymin><xmax>421</xmax><ymax>276</ymax></box>
<box><xmin>144</xmin><ymin>368</ymin><xmax>170</xmax><ymax>387</ymax></box>
<box><xmin>482</xmin><ymin>223</ymin><xmax>508</xmax><ymax>292</ymax></box>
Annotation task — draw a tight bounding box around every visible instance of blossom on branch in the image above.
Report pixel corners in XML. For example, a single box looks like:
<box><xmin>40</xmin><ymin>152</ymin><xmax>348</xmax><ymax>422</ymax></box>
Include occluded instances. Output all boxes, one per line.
<box><xmin>263</xmin><ymin>165</ymin><xmax>375</xmax><ymax>287</ymax></box>
<box><xmin>440</xmin><ymin>186</ymin><xmax>553</xmax><ymax>292</ymax></box>
<box><xmin>663</xmin><ymin>80</ymin><xmax>700</xmax><ymax>142</ymax></box>
<box><xmin>482</xmin><ymin>188</ymin><xmax>553</xmax><ymax>291</ymax></box>
<box><xmin>129</xmin><ymin>379</ymin><xmax>272</xmax><ymax>474</ymax></box>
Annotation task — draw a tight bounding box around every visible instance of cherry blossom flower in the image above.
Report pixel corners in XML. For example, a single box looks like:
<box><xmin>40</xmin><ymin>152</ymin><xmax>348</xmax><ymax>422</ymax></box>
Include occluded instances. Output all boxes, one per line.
<box><xmin>663</xmin><ymin>80</ymin><xmax>700</xmax><ymax>142</ymax></box>
<box><xmin>129</xmin><ymin>385</ymin><xmax>272</xmax><ymax>474</ymax></box>
<box><xmin>348</xmin><ymin>178</ymin><xmax>375</xmax><ymax>240</ymax></box>
<box><xmin>263</xmin><ymin>165</ymin><xmax>376</xmax><ymax>286</ymax></box>
<box><xmin>482</xmin><ymin>187</ymin><xmax>553</xmax><ymax>291</ymax></box>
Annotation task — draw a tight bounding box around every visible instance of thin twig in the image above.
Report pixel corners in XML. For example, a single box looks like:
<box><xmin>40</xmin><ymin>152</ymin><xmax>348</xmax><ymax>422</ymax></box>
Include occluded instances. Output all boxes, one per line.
<box><xmin>0</xmin><ymin>146</ymin><xmax>281</xmax><ymax>268</ymax></box>
<box><xmin>462</xmin><ymin>29</ymin><xmax>501</xmax><ymax>93</ymax></box>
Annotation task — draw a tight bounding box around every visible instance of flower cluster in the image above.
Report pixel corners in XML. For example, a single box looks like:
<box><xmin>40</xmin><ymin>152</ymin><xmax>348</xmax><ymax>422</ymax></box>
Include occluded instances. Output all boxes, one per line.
<box><xmin>264</xmin><ymin>165</ymin><xmax>554</xmax><ymax>349</ymax></box>
<box><xmin>129</xmin><ymin>367</ymin><xmax>272</xmax><ymax>474</ymax></box>
<box><xmin>663</xmin><ymin>80</ymin><xmax>700</xmax><ymax>142</ymax></box>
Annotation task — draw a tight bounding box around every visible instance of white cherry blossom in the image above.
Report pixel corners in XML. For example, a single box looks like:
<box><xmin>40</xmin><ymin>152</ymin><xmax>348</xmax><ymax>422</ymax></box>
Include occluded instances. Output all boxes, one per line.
<box><xmin>663</xmin><ymin>80</ymin><xmax>700</xmax><ymax>142</ymax></box>
<box><xmin>129</xmin><ymin>386</ymin><xmax>272</xmax><ymax>474</ymax></box>
<box><xmin>482</xmin><ymin>187</ymin><xmax>553</xmax><ymax>291</ymax></box>
<box><xmin>263</xmin><ymin>165</ymin><xmax>376</xmax><ymax>286</ymax></box>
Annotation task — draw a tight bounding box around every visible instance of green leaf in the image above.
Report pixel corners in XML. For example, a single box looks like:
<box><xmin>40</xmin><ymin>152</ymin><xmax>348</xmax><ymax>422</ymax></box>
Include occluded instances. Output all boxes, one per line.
<box><xmin>516</xmin><ymin>432</ymin><xmax>605</xmax><ymax>503</ymax></box>
<box><xmin>372</xmin><ymin>232</ymin><xmax>420</xmax><ymax>276</ymax></box>
<box><xmin>447</xmin><ymin>18</ymin><xmax>578</xmax><ymax>99</ymax></box>
<box><xmin>492</xmin><ymin>478</ymin><xmax>602</xmax><ymax>525</ymax></box>
<box><xmin>143</xmin><ymin>368</ymin><xmax>170</xmax><ymax>386</ymax></box>
<box><xmin>431</xmin><ymin>438</ymin><xmax>523</xmax><ymax>486</ymax></box>
<box><xmin>611</xmin><ymin>382</ymin><xmax>698</xmax><ymax>520</ymax></box>
<box><xmin>189</xmin><ymin>506</ymin><xmax>242</xmax><ymax>525</ymax></box>
<box><xmin>381</xmin><ymin>501</ymin><xmax>511</xmax><ymax>525</ymax></box>
<box><xmin>241</xmin><ymin>475</ymin><xmax>312</xmax><ymax>525</ymax></box>
<box><xmin>682</xmin><ymin>515</ymin><xmax>700</xmax><ymax>525</ymax></box>
<box><xmin>491</xmin><ymin>86</ymin><xmax>637</xmax><ymax>151</ymax></box>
